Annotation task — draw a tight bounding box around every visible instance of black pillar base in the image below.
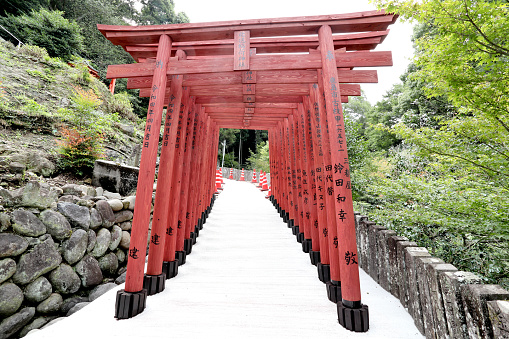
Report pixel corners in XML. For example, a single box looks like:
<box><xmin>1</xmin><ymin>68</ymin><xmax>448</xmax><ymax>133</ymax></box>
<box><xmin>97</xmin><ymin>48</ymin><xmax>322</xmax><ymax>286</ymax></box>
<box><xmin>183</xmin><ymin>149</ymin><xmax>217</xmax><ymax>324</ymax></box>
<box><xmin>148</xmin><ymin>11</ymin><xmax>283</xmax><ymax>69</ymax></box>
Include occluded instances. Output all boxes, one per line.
<box><xmin>302</xmin><ymin>239</ymin><xmax>312</xmax><ymax>253</ymax></box>
<box><xmin>176</xmin><ymin>250</ymin><xmax>187</xmax><ymax>266</ymax></box>
<box><xmin>194</xmin><ymin>225</ymin><xmax>200</xmax><ymax>237</ymax></box>
<box><xmin>184</xmin><ymin>238</ymin><xmax>193</xmax><ymax>255</ymax></box>
<box><xmin>326</xmin><ymin>280</ymin><xmax>342</xmax><ymax>303</ymax></box>
<box><xmin>191</xmin><ymin>231</ymin><xmax>197</xmax><ymax>245</ymax></box>
<box><xmin>287</xmin><ymin>219</ymin><xmax>294</xmax><ymax>228</ymax></box>
<box><xmin>143</xmin><ymin>273</ymin><xmax>166</xmax><ymax>295</ymax></box>
<box><xmin>309</xmin><ymin>250</ymin><xmax>321</xmax><ymax>266</ymax></box>
<box><xmin>291</xmin><ymin>225</ymin><xmax>299</xmax><ymax>235</ymax></box>
<box><xmin>282</xmin><ymin>211</ymin><xmax>288</xmax><ymax>222</ymax></box>
<box><xmin>115</xmin><ymin>289</ymin><xmax>147</xmax><ymax>319</ymax></box>
<box><xmin>162</xmin><ymin>260</ymin><xmax>178</xmax><ymax>279</ymax></box>
<box><xmin>317</xmin><ymin>263</ymin><xmax>331</xmax><ymax>283</ymax></box>
<box><xmin>337</xmin><ymin>302</ymin><xmax>369</xmax><ymax>332</ymax></box>
<box><xmin>296</xmin><ymin>232</ymin><xmax>304</xmax><ymax>243</ymax></box>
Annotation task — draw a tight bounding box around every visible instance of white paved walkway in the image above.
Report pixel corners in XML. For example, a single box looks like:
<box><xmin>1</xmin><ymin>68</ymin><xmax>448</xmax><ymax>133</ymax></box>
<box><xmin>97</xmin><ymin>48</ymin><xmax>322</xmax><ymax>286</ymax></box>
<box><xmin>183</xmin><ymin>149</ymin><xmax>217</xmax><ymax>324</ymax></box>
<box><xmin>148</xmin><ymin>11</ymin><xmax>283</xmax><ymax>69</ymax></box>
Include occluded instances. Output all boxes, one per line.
<box><xmin>28</xmin><ymin>179</ymin><xmax>422</xmax><ymax>339</ymax></box>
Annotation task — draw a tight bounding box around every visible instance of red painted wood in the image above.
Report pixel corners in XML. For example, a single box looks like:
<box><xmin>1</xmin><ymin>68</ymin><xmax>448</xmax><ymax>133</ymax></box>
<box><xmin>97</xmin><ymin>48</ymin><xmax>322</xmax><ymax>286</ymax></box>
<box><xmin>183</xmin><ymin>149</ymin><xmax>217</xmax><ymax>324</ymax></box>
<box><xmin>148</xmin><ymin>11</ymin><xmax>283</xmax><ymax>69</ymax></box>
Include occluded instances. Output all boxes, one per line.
<box><xmin>319</xmin><ymin>24</ymin><xmax>361</xmax><ymax>302</ymax></box>
<box><xmin>125</xmin><ymin>34</ymin><xmax>172</xmax><ymax>293</ymax></box>
<box><xmin>234</xmin><ymin>31</ymin><xmax>250</xmax><ymax>70</ymax></box>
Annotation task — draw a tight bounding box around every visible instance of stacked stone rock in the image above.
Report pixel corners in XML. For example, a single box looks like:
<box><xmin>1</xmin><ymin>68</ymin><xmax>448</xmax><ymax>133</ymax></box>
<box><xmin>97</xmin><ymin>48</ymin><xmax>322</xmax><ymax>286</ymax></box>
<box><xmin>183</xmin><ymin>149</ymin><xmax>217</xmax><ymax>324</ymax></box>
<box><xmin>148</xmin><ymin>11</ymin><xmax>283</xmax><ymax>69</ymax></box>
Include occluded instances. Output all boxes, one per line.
<box><xmin>0</xmin><ymin>181</ymin><xmax>136</xmax><ymax>339</ymax></box>
<box><xmin>354</xmin><ymin>213</ymin><xmax>509</xmax><ymax>339</ymax></box>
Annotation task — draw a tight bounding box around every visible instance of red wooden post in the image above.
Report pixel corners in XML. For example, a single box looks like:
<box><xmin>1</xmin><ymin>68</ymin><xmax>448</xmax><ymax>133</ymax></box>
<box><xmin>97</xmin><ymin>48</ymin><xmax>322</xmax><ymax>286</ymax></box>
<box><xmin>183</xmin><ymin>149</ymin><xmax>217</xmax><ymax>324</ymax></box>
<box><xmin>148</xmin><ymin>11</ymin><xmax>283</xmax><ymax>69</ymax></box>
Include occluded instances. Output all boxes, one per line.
<box><xmin>290</xmin><ymin>112</ymin><xmax>305</xmax><ymax>243</ymax></box>
<box><xmin>115</xmin><ymin>34</ymin><xmax>172</xmax><ymax>319</ymax></box>
<box><xmin>319</xmin><ymin>24</ymin><xmax>368</xmax><ymax>332</ymax></box>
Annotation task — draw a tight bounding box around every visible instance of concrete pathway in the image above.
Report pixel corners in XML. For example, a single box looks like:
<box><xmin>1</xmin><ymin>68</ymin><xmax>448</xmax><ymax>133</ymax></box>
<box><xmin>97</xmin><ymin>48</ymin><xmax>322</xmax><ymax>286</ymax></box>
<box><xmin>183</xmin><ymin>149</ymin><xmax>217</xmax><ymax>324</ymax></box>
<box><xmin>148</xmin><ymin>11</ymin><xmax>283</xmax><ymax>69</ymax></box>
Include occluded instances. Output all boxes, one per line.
<box><xmin>28</xmin><ymin>179</ymin><xmax>423</xmax><ymax>339</ymax></box>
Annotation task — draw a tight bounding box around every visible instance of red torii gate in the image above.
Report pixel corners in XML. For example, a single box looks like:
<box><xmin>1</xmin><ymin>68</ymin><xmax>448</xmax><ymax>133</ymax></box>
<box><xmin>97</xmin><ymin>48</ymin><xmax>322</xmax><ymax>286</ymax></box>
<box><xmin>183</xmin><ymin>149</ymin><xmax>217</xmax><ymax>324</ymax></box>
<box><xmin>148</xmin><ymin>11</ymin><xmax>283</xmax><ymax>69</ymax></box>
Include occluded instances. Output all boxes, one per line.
<box><xmin>98</xmin><ymin>10</ymin><xmax>397</xmax><ymax>332</ymax></box>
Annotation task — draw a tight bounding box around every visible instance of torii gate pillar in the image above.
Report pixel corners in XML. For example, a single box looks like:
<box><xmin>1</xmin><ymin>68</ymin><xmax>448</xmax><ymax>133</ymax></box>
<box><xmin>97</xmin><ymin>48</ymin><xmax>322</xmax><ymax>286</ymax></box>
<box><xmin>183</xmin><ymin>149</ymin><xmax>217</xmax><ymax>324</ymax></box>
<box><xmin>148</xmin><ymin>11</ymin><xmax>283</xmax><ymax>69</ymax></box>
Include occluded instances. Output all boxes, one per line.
<box><xmin>115</xmin><ymin>34</ymin><xmax>172</xmax><ymax>319</ymax></box>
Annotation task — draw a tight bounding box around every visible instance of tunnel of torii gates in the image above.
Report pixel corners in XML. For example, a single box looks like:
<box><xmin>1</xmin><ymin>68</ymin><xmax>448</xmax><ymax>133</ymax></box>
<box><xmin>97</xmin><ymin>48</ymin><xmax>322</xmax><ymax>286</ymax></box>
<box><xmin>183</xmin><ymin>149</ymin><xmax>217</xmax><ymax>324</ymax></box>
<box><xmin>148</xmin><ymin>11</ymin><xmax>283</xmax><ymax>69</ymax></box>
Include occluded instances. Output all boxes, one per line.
<box><xmin>98</xmin><ymin>9</ymin><xmax>397</xmax><ymax>332</ymax></box>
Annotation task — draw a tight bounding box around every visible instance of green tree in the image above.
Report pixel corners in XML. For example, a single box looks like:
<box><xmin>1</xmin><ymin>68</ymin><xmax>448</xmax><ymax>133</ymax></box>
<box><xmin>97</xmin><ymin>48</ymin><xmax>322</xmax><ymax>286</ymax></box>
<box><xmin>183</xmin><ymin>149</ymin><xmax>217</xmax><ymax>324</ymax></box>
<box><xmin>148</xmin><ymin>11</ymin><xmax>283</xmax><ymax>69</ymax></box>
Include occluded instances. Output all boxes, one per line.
<box><xmin>137</xmin><ymin>0</ymin><xmax>189</xmax><ymax>25</ymax></box>
<box><xmin>0</xmin><ymin>9</ymin><xmax>84</xmax><ymax>60</ymax></box>
<box><xmin>246</xmin><ymin>141</ymin><xmax>270</xmax><ymax>173</ymax></box>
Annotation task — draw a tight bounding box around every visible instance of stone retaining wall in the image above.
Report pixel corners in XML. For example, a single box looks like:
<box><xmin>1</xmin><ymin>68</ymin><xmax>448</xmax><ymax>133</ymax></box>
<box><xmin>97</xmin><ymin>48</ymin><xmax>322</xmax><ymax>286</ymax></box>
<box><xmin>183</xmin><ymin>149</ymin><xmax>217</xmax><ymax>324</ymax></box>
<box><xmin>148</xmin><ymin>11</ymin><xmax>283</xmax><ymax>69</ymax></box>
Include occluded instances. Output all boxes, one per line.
<box><xmin>0</xmin><ymin>181</ymin><xmax>136</xmax><ymax>339</ymax></box>
<box><xmin>355</xmin><ymin>213</ymin><xmax>509</xmax><ymax>338</ymax></box>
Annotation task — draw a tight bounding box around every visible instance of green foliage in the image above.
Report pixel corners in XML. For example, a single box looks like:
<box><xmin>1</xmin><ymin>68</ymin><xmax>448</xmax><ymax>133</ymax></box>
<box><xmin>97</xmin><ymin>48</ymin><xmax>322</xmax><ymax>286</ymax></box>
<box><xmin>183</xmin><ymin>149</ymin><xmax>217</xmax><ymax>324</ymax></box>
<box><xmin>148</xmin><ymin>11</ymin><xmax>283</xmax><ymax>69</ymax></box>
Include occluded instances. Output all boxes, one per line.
<box><xmin>137</xmin><ymin>0</ymin><xmax>189</xmax><ymax>25</ymax></box>
<box><xmin>247</xmin><ymin>141</ymin><xmax>270</xmax><ymax>173</ymax></box>
<box><xmin>19</xmin><ymin>44</ymin><xmax>49</xmax><ymax>60</ymax></box>
<box><xmin>101</xmin><ymin>91</ymin><xmax>138</xmax><ymax>122</ymax></box>
<box><xmin>222</xmin><ymin>152</ymin><xmax>239</xmax><ymax>169</ymax></box>
<box><xmin>0</xmin><ymin>9</ymin><xmax>84</xmax><ymax>61</ymax></box>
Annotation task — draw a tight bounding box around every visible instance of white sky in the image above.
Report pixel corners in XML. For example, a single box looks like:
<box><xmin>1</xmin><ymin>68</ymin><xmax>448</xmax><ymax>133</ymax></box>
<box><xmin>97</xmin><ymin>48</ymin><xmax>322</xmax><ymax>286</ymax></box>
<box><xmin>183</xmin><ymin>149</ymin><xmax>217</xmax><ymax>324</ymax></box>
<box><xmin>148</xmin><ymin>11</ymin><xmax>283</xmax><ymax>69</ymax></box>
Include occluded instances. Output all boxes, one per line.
<box><xmin>171</xmin><ymin>0</ymin><xmax>414</xmax><ymax>104</ymax></box>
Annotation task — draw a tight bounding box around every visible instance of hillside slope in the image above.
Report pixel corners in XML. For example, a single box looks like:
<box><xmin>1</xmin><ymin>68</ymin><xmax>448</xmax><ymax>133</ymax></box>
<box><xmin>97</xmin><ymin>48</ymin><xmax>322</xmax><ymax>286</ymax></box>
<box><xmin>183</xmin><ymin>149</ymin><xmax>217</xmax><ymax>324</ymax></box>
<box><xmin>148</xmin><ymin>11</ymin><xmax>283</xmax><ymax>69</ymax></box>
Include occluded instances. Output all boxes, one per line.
<box><xmin>0</xmin><ymin>38</ymin><xmax>143</xmax><ymax>188</ymax></box>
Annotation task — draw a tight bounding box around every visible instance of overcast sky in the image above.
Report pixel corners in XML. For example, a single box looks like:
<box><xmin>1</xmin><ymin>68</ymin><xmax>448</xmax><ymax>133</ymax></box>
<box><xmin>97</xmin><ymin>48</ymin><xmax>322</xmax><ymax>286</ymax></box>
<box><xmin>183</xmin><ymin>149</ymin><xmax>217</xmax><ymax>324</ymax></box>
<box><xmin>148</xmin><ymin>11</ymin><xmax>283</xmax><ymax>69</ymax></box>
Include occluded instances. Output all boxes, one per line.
<box><xmin>172</xmin><ymin>0</ymin><xmax>414</xmax><ymax>104</ymax></box>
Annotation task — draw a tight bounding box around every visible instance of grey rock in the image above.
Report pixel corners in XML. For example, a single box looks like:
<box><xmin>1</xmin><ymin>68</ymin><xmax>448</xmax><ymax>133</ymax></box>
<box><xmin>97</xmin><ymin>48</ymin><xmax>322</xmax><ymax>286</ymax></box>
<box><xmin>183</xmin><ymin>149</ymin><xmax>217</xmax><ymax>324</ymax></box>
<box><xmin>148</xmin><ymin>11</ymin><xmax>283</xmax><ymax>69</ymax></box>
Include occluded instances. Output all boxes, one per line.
<box><xmin>62</xmin><ymin>229</ymin><xmax>88</xmax><ymax>265</ymax></box>
<box><xmin>34</xmin><ymin>157</ymin><xmax>55</xmax><ymax>177</ymax></box>
<box><xmin>0</xmin><ymin>233</ymin><xmax>28</xmax><ymax>258</ymax></box>
<box><xmin>23</xmin><ymin>276</ymin><xmax>52</xmax><ymax>303</ymax></box>
<box><xmin>377</xmin><ymin>229</ymin><xmax>396</xmax><ymax>292</ymax></box>
<box><xmin>11</xmin><ymin>209</ymin><xmax>46</xmax><ymax>237</ymax></box>
<box><xmin>0</xmin><ymin>212</ymin><xmax>10</xmax><ymax>231</ymax></box>
<box><xmin>404</xmin><ymin>246</ymin><xmax>430</xmax><ymax>334</ymax></box>
<box><xmin>119</xmin><ymin>231</ymin><xmax>130</xmax><ymax>250</ymax></box>
<box><xmin>0</xmin><ymin>283</ymin><xmax>23</xmax><ymax>317</ymax></box>
<box><xmin>19</xmin><ymin>316</ymin><xmax>54</xmax><ymax>337</ymax></box>
<box><xmin>115</xmin><ymin>271</ymin><xmax>126</xmax><ymax>284</ymax></box>
<box><xmin>39</xmin><ymin>209</ymin><xmax>72</xmax><ymax>240</ymax></box>
<box><xmin>60</xmin><ymin>296</ymin><xmax>88</xmax><ymax>314</ymax></box>
<box><xmin>13</xmin><ymin>238</ymin><xmax>62</xmax><ymax>285</ymax></box>
<box><xmin>48</xmin><ymin>264</ymin><xmax>80</xmax><ymax>294</ymax></box>
<box><xmin>119</xmin><ymin>221</ymin><xmax>132</xmax><ymax>231</ymax></box>
<box><xmin>123</xmin><ymin>196</ymin><xmax>135</xmax><ymax>210</ymax></box>
<box><xmin>397</xmin><ymin>241</ymin><xmax>418</xmax><ymax>308</ymax></box>
<box><xmin>36</xmin><ymin>293</ymin><xmax>63</xmax><ymax>314</ymax></box>
<box><xmin>66</xmin><ymin>302</ymin><xmax>90</xmax><ymax>316</ymax></box>
<box><xmin>89</xmin><ymin>282</ymin><xmax>117</xmax><ymax>301</ymax></box>
<box><xmin>87</xmin><ymin>229</ymin><xmax>96</xmax><ymax>253</ymax></box>
<box><xmin>109</xmin><ymin>225</ymin><xmax>122</xmax><ymax>251</ymax></box>
<box><xmin>114</xmin><ymin>210</ymin><xmax>133</xmax><ymax>224</ymax></box>
<box><xmin>387</xmin><ymin>235</ymin><xmax>408</xmax><ymax>298</ymax></box>
<box><xmin>0</xmin><ymin>258</ymin><xmax>16</xmax><ymax>284</ymax></box>
<box><xmin>108</xmin><ymin>199</ymin><xmax>124</xmax><ymax>212</ymax></box>
<box><xmin>98</xmin><ymin>252</ymin><xmax>118</xmax><ymax>275</ymax></box>
<box><xmin>75</xmin><ymin>255</ymin><xmax>103</xmax><ymax>287</ymax></box>
<box><xmin>26</xmin><ymin>233</ymin><xmax>51</xmax><ymax>247</ymax></box>
<box><xmin>0</xmin><ymin>181</ymin><xmax>58</xmax><ymax>209</ymax></box>
<box><xmin>0</xmin><ymin>307</ymin><xmax>35</xmax><ymax>339</ymax></box>
<box><xmin>58</xmin><ymin>195</ymin><xmax>81</xmax><ymax>204</ymax></box>
<box><xmin>9</xmin><ymin>161</ymin><xmax>25</xmax><ymax>173</ymax></box>
<box><xmin>95</xmin><ymin>186</ymin><xmax>104</xmax><ymax>197</ymax></box>
<box><xmin>57</xmin><ymin>202</ymin><xmax>90</xmax><ymax>230</ymax></box>
<box><xmin>115</xmin><ymin>249</ymin><xmax>125</xmax><ymax>263</ymax></box>
<box><xmin>77</xmin><ymin>199</ymin><xmax>94</xmax><ymax>208</ymax></box>
<box><xmin>91</xmin><ymin>228</ymin><xmax>111</xmax><ymax>257</ymax></box>
<box><xmin>61</xmin><ymin>184</ymin><xmax>82</xmax><ymax>196</ymax></box>
<box><xmin>415</xmin><ymin>256</ymin><xmax>444</xmax><ymax>338</ymax></box>
<box><xmin>95</xmin><ymin>200</ymin><xmax>115</xmax><ymax>227</ymax></box>
<box><xmin>103</xmin><ymin>191</ymin><xmax>121</xmax><ymax>199</ymax></box>
<box><xmin>89</xmin><ymin>208</ymin><xmax>102</xmax><ymax>229</ymax></box>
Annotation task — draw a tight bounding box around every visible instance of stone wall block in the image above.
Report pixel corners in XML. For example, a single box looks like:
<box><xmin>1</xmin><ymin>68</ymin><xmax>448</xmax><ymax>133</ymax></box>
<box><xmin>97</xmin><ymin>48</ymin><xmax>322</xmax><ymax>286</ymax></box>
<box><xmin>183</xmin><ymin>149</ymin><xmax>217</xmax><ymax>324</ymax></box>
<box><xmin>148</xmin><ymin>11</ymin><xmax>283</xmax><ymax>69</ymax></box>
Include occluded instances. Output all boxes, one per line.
<box><xmin>460</xmin><ymin>284</ymin><xmax>509</xmax><ymax>338</ymax></box>
<box><xmin>114</xmin><ymin>210</ymin><xmax>133</xmax><ymax>224</ymax></box>
<box><xmin>57</xmin><ymin>203</ymin><xmax>90</xmax><ymax>231</ymax></box>
<box><xmin>89</xmin><ymin>208</ymin><xmax>102</xmax><ymax>229</ymax></box>
<box><xmin>0</xmin><ymin>307</ymin><xmax>35</xmax><ymax>339</ymax></box>
<box><xmin>439</xmin><ymin>271</ymin><xmax>483</xmax><ymax>339</ymax></box>
<box><xmin>91</xmin><ymin>228</ymin><xmax>111</xmax><ymax>258</ymax></box>
<box><xmin>388</xmin><ymin>235</ymin><xmax>408</xmax><ymax>298</ymax></box>
<box><xmin>119</xmin><ymin>231</ymin><xmax>130</xmax><ymax>250</ymax></box>
<box><xmin>0</xmin><ymin>233</ymin><xmax>28</xmax><ymax>258</ymax></box>
<box><xmin>98</xmin><ymin>253</ymin><xmax>118</xmax><ymax>276</ymax></box>
<box><xmin>39</xmin><ymin>209</ymin><xmax>72</xmax><ymax>241</ymax></box>
<box><xmin>426</xmin><ymin>263</ymin><xmax>457</xmax><ymax>339</ymax></box>
<box><xmin>11</xmin><ymin>209</ymin><xmax>46</xmax><ymax>237</ymax></box>
<box><xmin>397</xmin><ymin>240</ymin><xmax>418</xmax><ymax>307</ymax></box>
<box><xmin>48</xmin><ymin>263</ymin><xmax>81</xmax><ymax>295</ymax></box>
<box><xmin>415</xmin><ymin>256</ymin><xmax>444</xmax><ymax>339</ymax></box>
<box><xmin>107</xmin><ymin>199</ymin><xmax>123</xmax><ymax>212</ymax></box>
<box><xmin>95</xmin><ymin>200</ymin><xmax>115</xmax><ymax>228</ymax></box>
<box><xmin>358</xmin><ymin>218</ymin><xmax>371</xmax><ymax>270</ymax></box>
<box><xmin>74</xmin><ymin>255</ymin><xmax>103</xmax><ymax>288</ymax></box>
<box><xmin>0</xmin><ymin>258</ymin><xmax>16</xmax><ymax>284</ymax></box>
<box><xmin>36</xmin><ymin>293</ymin><xmax>63</xmax><ymax>314</ymax></box>
<box><xmin>377</xmin><ymin>229</ymin><xmax>396</xmax><ymax>292</ymax></box>
<box><xmin>62</xmin><ymin>229</ymin><xmax>88</xmax><ymax>265</ymax></box>
<box><xmin>368</xmin><ymin>223</ymin><xmax>386</xmax><ymax>282</ymax></box>
<box><xmin>109</xmin><ymin>225</ymin><xmax>122</xmax><ymax>251</ymax></box>
<box><xmin>0</xmin><ymin>282</ymin><xmax>23</xmax><ymax>317</ymax></box>
<box><xmin>487</xmin><ymin>300</ymin><xmax>509</xmax><ymax>338</ymax></box>
<box><xmin>23</xmin><ymin>276</ymin><xmax>52</xmax><ymax>303</ymax></box>
<box><xmin>404</xmin><ymin>246</ymin><xmax>430</xmax><ymax>334</ymax></box>
<box><xmin>12</xmin><ymin>238</ymin><xmax>62</xmax><ymax>285</ymax></box>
